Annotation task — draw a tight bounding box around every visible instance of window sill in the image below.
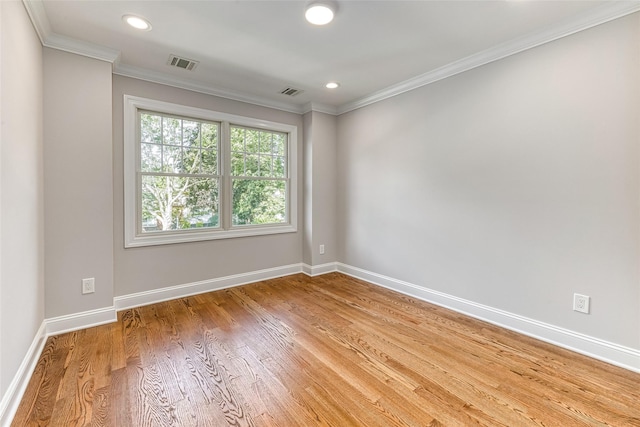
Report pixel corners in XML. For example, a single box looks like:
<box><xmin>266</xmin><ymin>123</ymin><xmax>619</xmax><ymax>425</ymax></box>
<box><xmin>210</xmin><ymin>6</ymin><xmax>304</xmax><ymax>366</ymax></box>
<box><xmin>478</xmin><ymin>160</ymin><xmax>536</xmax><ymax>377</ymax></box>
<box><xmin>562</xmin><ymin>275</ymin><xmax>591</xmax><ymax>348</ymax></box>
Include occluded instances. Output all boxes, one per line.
<box><xmin>124</xmin><ymin>224</ymin><xmax>297</xmax><ymax>248</ymax></box>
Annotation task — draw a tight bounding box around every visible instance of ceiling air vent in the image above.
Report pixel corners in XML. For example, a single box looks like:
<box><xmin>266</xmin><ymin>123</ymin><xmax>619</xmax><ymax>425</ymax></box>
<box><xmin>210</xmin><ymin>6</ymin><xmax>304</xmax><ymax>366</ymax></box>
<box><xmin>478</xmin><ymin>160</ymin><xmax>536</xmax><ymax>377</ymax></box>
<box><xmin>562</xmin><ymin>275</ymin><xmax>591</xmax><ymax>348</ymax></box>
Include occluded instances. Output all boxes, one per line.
<box><xmin>167</xmin><ymin>54</ymin><xmax>199</xmax><ymax>71</ymax></box>
<box><xmin>280</xmin><ymin>87</ymin><xmax>304</xmax><ymax>97</ymax></box>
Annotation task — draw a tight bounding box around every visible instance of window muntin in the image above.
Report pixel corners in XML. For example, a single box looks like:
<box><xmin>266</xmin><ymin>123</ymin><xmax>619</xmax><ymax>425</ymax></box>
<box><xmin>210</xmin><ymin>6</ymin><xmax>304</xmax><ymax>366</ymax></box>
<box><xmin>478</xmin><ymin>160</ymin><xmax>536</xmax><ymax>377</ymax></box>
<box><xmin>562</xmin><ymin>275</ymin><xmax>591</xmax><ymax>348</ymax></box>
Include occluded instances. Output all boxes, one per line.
<box><xmin>230</xmin><ymin>126</ymin><xmax>288</xmax><ymax>226</ymax></box>
<box><xmin>138</xmin><ymin>112</ymin><xmax>220</xmax><ymax>233</ymax></box>
<box><xmin>124</xmin><ymin>95</ymin><xmax>297</xmax><ymax>247</ymax></box>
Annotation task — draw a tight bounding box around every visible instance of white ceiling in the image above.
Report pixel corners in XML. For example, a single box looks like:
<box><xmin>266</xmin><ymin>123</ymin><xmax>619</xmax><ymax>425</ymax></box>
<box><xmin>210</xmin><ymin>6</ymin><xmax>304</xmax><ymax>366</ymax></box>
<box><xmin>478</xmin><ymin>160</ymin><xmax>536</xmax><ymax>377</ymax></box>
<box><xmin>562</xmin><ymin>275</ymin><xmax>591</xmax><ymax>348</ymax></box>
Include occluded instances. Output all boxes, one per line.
<box><xmin>27</xmin><ymin>0</ymin><xmax>640</xmax><ymax>114</ymax></box>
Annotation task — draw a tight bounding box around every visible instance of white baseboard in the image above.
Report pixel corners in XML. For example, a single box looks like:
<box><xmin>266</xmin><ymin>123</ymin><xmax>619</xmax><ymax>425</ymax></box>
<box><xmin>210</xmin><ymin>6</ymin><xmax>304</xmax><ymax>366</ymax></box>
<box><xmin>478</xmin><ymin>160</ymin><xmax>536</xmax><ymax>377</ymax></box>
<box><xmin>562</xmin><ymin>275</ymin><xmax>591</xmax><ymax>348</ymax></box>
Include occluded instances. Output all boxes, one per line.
<box><xmin>1</xmin><ymin>263</ymin><xmax>305</xmax><ymax>426</ymax></box>
<box><xmin>45</xmin><ymin>305</ymin><xmax>117</xmax><ymax>337</ymax></box>
<box><xmin>115</xmin><ymin>263</ymin><xmax>303</xmax><ymax>311</ymax></box>
<box><xmin>1</xmin><ymin>308</ymin><xmax>117</xmax><ymax>425</ymax></box>
<box><xmin>5</xmin><ymin>260</ymin><xmax>638</xmax><ymax>427</ymax></box>
<box><xmin>336</xmin><ymin>263</ymin><xmax>640</xmax><ymax>374</ymax></box>
<box><xmin>0</xmin><ymin>322</ymin><xmax>47</xmax><ymax>427</ymax></box>
<box><xmin>302</xmin><ymin>262</ymin><xmax>338</xmax><ymax>277</ymax></box>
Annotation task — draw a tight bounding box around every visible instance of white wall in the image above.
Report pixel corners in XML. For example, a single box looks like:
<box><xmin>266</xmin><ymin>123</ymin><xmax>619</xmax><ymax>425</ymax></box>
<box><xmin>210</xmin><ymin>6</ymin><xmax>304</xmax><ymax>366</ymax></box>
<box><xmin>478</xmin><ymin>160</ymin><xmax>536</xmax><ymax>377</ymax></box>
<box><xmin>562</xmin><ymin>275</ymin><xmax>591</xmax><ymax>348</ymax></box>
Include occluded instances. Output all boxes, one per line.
<box><xmin>1</xmin><ymin>5</ymin><xmax>637</xmax><ymax>423</ymax></box>
<box><xmin>43</xmin><ymin>48</ymin><xmax>113</xmax><ymax>318</ymax></box>
<box><xmin>303</xmin><ymin>111</ymin><xmax>338</xmax><ymax>267</ymax></box>
<box><xmin>112</xmin><ymin>76</ymin><xmax>303</xmax><ymax>297</ymax></box>
<box><xmin>303</xmin><ymin>112</ymin><xmax>313</xmax><ymax>266</ymax></box>
<box><xmin>0</xmin><ymin>0</ymin><xmax>44</xmax><ymax>397</ymax></box>
<box><xmin>337</xmin><ymin>14</ymin><xmax>640</xmax><ymax>349</ymax></box>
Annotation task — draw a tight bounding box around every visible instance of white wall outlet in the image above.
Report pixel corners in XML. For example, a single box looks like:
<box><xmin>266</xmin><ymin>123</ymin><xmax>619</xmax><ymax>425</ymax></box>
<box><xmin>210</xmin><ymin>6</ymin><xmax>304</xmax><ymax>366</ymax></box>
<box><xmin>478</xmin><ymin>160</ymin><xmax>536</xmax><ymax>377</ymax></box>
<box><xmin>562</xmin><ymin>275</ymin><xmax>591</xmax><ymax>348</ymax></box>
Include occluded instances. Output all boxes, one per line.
<box><xmin>573</xmin><ymin>293</ymin><xmax>590</xmax><ymax>314</ymax></box>
<box><xmin>82</xmin><ymin>278</ymin><xmax>95</xmax><ymax>294</ymax></box>
<box><xmin>319</xmin><ymin>244</ymin><xmax>325</xmax><ymax>255</ymax></box>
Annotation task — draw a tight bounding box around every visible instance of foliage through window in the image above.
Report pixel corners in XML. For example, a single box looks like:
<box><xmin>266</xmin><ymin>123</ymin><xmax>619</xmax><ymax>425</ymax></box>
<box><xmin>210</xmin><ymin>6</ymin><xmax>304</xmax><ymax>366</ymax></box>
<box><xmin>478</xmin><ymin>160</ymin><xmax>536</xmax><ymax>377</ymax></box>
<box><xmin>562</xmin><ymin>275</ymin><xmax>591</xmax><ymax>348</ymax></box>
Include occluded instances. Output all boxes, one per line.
<box><xmin>140</xmin><ymin>112</ymin><xmax>220</xmax><ymax>232</ymax></box>
<box><xmin>230</xmin><ymin>126</ymin><xmax>287</xmax><ymax>226</ymax></box>
<box><xmin>124</xmin><ymin>96</ymin><xmax>297</xmax><ymax>247</ymax></box>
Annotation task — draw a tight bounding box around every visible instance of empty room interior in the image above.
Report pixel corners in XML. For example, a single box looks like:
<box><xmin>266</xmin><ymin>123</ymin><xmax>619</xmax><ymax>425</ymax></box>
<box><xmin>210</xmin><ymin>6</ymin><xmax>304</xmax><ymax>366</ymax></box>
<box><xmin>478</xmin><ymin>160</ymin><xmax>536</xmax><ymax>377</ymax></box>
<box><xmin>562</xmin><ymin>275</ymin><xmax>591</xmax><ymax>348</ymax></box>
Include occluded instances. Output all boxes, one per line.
<box><xmin>2</xmin><ymin>0</ymin><xmax>640</xmax><ymax>425</ymax></box>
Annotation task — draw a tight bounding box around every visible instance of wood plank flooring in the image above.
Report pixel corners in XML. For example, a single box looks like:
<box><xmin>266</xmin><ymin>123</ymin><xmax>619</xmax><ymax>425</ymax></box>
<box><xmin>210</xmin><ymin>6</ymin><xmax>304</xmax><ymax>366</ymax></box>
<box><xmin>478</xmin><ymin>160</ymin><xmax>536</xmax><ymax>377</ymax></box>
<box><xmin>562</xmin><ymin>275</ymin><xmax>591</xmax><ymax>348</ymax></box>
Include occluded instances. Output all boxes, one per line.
<box><xmin>11</xmin><ymin>273</ymin><xmax>640</xmax><ymax>426</ymax></box>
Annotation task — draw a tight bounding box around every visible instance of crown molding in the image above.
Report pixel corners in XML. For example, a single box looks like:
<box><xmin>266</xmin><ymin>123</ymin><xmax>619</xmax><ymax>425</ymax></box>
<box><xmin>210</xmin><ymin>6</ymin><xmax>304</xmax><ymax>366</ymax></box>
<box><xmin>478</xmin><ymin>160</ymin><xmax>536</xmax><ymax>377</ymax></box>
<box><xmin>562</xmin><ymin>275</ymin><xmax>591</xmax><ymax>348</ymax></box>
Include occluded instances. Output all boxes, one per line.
<box><xmin>24</xmin><ymin>1</ymin><xmax>304</xmax><ymax>114</ymax></box>
<box><xmin>22</xmin><ymin>0</ymin><xmax>50</xmax><ymax>45</ymax></box>
<box><xmin>337</xmin><ymin>1</ymin><xmax>640</xmax><ymax>115</ymax></box>
<box><xmin>23</xmin><ymin>0</ymin><xmax>120</xmax><ymax>63</ymax></box>
<box><xmin>302</xmin><ymin>102</ymin><xmax>339</xmax><ymax>115</ymax></box>
<box><xmin>24</xmin><ymin>0</ymin><xmax>640</xmax><ymax>117</ymax></box>
<box><xmin>44</xmin><ymin>32</ymin><xmax>121</xmax><ymax>64</ymax></box>
<box><xmin>113</xmin><ymin>63</ymin><xmax>305</xmax><ymax>114</ymax></box>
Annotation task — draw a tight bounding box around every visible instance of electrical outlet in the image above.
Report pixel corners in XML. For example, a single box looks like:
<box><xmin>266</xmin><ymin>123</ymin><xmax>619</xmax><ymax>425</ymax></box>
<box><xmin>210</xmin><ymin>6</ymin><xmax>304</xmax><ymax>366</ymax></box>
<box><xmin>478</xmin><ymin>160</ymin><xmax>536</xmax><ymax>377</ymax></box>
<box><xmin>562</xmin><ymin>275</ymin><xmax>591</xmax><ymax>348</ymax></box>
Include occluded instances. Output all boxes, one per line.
<box><xmin>319</xmin><ymin>244</ymin><xmax>325</xmax><ymax>255</ymax></box>
<box><xmin>573</xmin><ymin>293</ymin><xmax>590</xmax><ymax>314</ymax></box>
<box><xmin>82</xmin><ymin>278</ymin><xmax>95</xmax><ymax>294</ymax></box>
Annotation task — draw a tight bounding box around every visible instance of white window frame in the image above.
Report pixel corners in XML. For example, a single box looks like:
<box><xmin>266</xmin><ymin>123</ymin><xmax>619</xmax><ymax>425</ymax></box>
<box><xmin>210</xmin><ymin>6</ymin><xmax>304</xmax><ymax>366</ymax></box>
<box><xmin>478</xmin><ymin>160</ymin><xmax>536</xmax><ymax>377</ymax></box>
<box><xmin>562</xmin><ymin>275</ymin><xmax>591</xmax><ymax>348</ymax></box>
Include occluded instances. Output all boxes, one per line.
<box><xmin>124</xmin><ymin>95</ymin><xmax>298</xmax><ymax>248</ymax></box>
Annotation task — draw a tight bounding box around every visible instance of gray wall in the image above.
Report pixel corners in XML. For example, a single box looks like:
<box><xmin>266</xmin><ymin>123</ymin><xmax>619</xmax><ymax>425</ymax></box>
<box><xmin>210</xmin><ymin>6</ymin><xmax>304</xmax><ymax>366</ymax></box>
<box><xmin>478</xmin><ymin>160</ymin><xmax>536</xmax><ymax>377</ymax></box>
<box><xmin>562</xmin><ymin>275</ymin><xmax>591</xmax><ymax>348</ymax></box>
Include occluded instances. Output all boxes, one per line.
<box><xmin>112</xmin><ymin>76</ymin><xmax>303</xmax><ymax>297</ymax></box>
<box><xmin>303</xmin><ymin>111</ymin><xmax>338</xmax><ymax>267</ymax></box>
<box><xmin>43</xmin><ymin>49</ymin><xmax>114</xmax><ymax>318</ymax></box>
<box><xmin>303</xmin><ymin>112</ymin><xmax>313</xmax><ymax>265</ymax></box>
<box><xmin>337</xmin><ymin>14</ymin><xmax>640</xmax><ymax>348</ymax></box>
<box><xmin>0</xmin><ymin>1</ymin><xmax>45</xmax><ymax>395</ymax></box>
<box><xmin>4</xmin><ymin>6</ymin><xmax>640</xmax><ymax>404</ymax></box>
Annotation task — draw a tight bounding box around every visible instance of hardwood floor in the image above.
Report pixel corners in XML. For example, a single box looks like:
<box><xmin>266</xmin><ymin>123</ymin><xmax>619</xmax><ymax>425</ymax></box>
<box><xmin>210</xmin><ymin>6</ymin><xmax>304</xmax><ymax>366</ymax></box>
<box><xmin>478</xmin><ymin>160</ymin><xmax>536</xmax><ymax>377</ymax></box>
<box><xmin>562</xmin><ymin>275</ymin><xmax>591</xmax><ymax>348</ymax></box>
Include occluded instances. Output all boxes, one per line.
<box><xmin>11</xmin><ymin>273</ymin><xmax>640</xmax><ymax>426</ymax></box>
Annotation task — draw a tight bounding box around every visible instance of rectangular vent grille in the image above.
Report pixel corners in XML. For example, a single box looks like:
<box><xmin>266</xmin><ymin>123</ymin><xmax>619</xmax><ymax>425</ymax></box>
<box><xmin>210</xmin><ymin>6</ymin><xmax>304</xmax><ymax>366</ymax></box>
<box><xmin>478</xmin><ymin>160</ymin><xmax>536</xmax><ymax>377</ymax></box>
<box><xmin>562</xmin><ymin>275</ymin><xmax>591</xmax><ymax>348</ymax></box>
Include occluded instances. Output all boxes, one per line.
<box><xmin>167</xmin><ymin>55</ymin><xmax>199</xmax><ymax>71</ymax></box>
<box><xmin>280</xmin><ymin>87</ymin><xmax>304</xmax><ymax>97</ymax></box>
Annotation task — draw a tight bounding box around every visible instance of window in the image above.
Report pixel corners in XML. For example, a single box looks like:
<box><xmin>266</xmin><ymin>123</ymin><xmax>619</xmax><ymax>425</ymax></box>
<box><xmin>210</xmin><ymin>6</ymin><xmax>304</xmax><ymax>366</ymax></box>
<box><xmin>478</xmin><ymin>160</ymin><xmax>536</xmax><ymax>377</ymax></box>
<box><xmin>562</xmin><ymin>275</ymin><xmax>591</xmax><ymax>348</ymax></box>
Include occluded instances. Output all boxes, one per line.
<box><xmin>139</xmin><ymin>112</ymin><xmax>220</xmax><ymax>233</ymax></box>
<box><xmin>124</xmin><ymin>95</ymin><xmax>297</xmax><ymax>247</ymax></box>
<box><xmin>230</xmin><ymin>126</ymin><xmax>288</xmax><ymax>226</ymax></box>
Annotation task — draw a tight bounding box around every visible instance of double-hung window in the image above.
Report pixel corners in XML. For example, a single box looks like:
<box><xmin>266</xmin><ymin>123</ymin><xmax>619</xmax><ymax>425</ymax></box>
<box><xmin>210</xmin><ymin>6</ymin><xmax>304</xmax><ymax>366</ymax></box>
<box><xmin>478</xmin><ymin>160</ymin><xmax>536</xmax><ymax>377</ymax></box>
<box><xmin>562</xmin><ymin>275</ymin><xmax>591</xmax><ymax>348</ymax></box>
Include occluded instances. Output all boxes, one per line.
<box><xmin>124</xmin><ymin>95</ymin><xmax>297</xmax><ymax>247</ymax></box>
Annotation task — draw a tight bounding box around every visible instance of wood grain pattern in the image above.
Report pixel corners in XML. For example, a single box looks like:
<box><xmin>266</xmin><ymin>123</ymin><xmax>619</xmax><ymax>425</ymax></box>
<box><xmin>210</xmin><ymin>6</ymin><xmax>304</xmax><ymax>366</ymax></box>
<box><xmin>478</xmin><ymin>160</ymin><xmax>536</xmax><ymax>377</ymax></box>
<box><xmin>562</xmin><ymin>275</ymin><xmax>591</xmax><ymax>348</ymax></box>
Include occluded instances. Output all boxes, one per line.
<box><xmin>11</xmin><ymin>273</ymin><xmax>640</xmax><ymax>426</ymax></box>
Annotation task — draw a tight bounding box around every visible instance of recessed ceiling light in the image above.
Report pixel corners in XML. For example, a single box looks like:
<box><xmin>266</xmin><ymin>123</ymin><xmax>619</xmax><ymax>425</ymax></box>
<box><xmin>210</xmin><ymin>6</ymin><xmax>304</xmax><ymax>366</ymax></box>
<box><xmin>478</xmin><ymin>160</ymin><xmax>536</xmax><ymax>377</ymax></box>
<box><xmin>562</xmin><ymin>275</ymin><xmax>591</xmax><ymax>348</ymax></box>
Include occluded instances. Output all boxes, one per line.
<box><xmin>123</xmin><ymin>15</ymin><xmax>152</xmax><ymax>31</ymax></box>
<box><xmin>305</xmin><ymin>2</ymin><xmax>335</xmax><ymax>25</ymax></box>
<box><xmin>325</xmin><ymin>82</ymin><xmax>340</xmax><ymax>89</ymax></box>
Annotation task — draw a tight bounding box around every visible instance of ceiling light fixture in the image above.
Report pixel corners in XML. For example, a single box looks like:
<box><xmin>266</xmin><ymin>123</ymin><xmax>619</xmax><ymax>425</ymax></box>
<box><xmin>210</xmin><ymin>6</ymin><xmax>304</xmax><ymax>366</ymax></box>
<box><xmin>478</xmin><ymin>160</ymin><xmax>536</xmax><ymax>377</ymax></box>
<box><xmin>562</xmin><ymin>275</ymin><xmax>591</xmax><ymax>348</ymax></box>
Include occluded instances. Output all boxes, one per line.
<box><xmin>123</xmin><ymin>15</ymin><xmax>152</xmax><ymax>31</ymax></box>
<box><xmin>325</xmin><ymin>82</ymin><xmax>340</xmax><ymax>89</ymax></box>
<box><xmin>305</xmin><ymin>2</ymin><xmax>335</xmax><ymax>25</ymax></box>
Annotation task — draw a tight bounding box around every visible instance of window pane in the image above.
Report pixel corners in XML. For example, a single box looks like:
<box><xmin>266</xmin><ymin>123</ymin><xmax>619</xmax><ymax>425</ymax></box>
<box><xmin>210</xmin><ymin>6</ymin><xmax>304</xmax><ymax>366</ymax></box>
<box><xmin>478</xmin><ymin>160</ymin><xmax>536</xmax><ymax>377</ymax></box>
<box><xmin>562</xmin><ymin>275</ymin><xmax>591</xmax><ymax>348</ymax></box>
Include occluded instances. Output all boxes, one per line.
<box><xmin>163</xmin><ymin>117</ymin><xmax>181</xmax><ymax>145</ymax></box>
<box><xmin>259</xmin><ymin>155</ymin><xmax>272</xmax><ymax>177</ymax></box>
<box><xmin>244</xmin><ymin>154</ymin><xmax>259</xmax><ymax>177</ymax></box>
<box><xmin>273</xmin><ymin>133</ymin><xmax>286</xmax><ymax>156</ymax></box>
<box><xmin>141</xmin><ymin>114</ymin><xmax>162</xmax><ymax>143</ymax></box>
<box><xmin>245</xmin><ymin>129</ymin><xmax>260</xmax><ymax>153</ymax></box>
<box><xmin>231</xmin><ymin>152</ymin><xmax>244</xmax><ymax>176</ymax></box>
<box><xmin>162</xmin><ymin>146</ymin><xmax>182</xmax><ymax>173</ymax></box>
<box><xmin>231</xmin><ymin>127</ymin><xmax>245</xmax><ymax>152</ymax></box>
<box><xmin>202</xmin><ymin>123</ymin><xmax>218</xmax><ymax>149</ymax></box>
<box><xmin>201</xmin><ymin>149</ymin><xmax>218</xmax><ymax>174</ymax></box>
<box><xmin>182</xmin><ymin>121</ymin><xmax>200</xmax><ymax>147</ymax></box>
<box><xmin>274</xmin><ymin>156</ymin><xmax>286</xmax><ymax>178</ymax></box>
<box><xmin>181</xmin><ymin>147</ymin><xmax>201</xmax><ymax>174</ymax></box>
<box><xmin>232</xmin><ymin>179</ymin><xmax>286</xmax><ymax>226</ymax></box>
<box><xmin>141</xmin><ymin>143</ymin><xmax>162</xmax><ymax>172</ymax></box>
<box><xmin>259</xmin><ymin>132</ymin><xmax>273</xmax><ymax>154</ymax></box>
<box><xmin>141</xmin><ymin>175</ymin><xmax>219</xmax><ymax>232</ymax></box>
